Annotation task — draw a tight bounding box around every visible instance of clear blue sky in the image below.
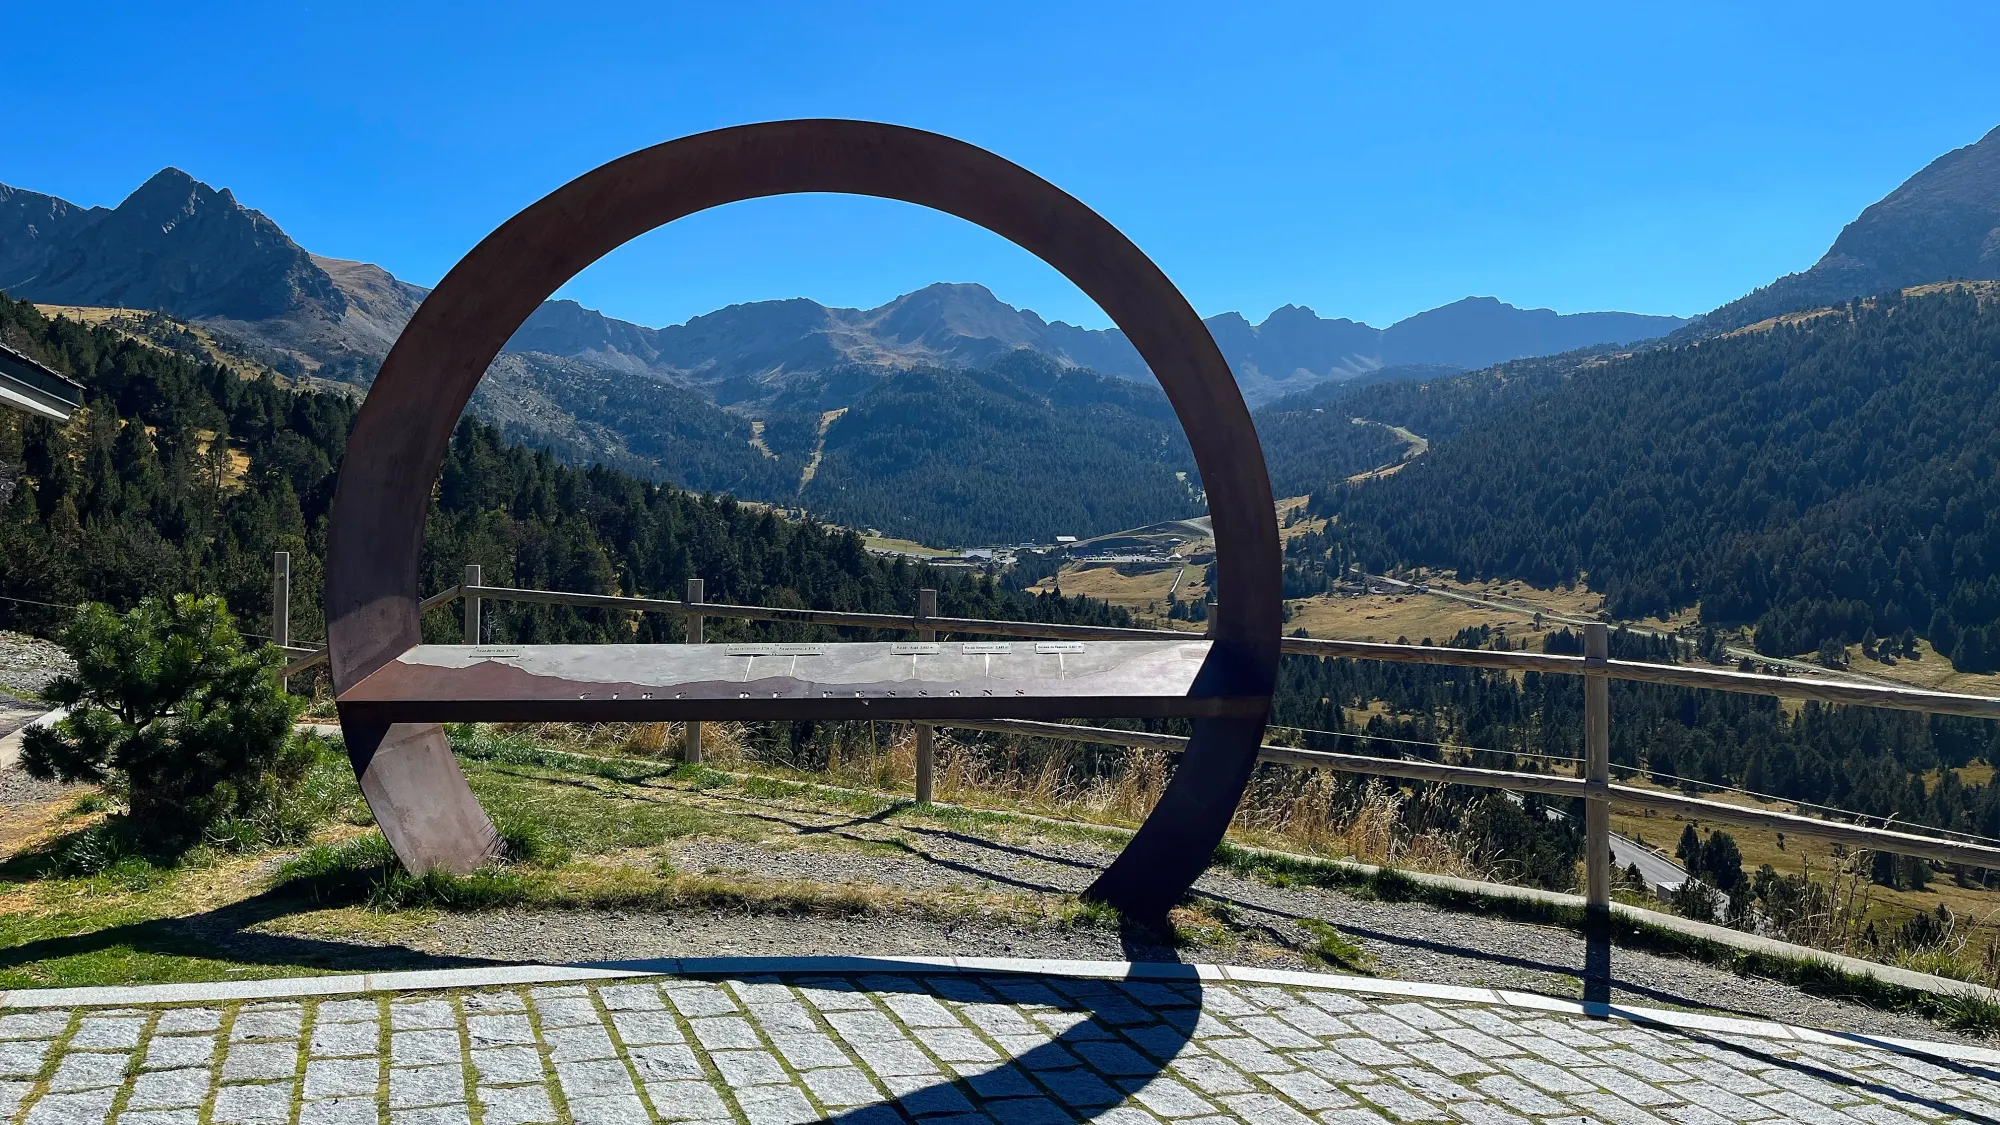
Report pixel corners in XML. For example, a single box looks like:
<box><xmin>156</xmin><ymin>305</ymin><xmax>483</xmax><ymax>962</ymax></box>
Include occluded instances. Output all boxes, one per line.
<box><xmin>4</xmin><ymin>2</ymin><xmax>1995</xmax><ymax>330</ymax></box>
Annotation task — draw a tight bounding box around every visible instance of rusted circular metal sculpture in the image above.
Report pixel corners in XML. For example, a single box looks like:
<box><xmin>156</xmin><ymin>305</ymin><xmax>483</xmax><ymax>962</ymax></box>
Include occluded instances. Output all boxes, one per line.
<box><xmin>326</xmin><ymin>120</ymin><xmax>1280</xmax><ymax>921</ymax></box>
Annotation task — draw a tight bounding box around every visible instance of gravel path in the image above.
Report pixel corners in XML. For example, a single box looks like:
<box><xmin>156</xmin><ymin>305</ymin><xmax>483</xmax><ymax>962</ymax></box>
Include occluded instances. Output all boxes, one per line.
<box><xmin>0</xmin><ymin>769</ymin><xmax>77</xmax><ymax>807</ymax></box>
<box><xmin>0</xmin><ymin>697</ymin><xmax>42</xmax><ymax>741</ymax></box>
<box><xmin>0</xmin><ymin>630</ymin><xmax>68</xmax><ymax>698</ymax></box>
<box><xmin>308</xmin><ymin>780</ymin><xmax>1983</xmax><ymax>1046</ymax></box>
<box><xmin>0</xmin><ymin>690</ymin><xmax>72</xmax><ymax>806</ymax></box>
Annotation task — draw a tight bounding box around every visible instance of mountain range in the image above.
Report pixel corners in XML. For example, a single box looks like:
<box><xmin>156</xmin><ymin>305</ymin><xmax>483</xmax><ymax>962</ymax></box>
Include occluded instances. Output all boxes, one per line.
<box><xmin>7</xmin><ymin>122</ymin><xmax>1997</xmax><ymax>548</ymax></box>
<box><xmin>0</xmin><ymin>168</ymin><xmax>1684</xmax><ymax>408</ymax></box>
<box><xmin>503</xmin><ymin>286</ymin><xmax>1685</xmax><ymax>408</ymax></box>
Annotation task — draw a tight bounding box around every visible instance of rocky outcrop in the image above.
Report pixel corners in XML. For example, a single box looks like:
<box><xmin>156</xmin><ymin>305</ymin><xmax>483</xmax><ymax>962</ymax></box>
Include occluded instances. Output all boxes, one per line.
<box><xmin>0</xmin><ymin>185</ymin><xmax>105</xmax><ymax>293</ymax></box>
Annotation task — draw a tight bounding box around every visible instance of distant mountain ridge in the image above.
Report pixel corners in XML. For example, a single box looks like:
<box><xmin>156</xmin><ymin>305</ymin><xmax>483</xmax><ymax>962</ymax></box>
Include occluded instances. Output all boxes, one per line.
<box><xmin>510</xmin><ymin>285</ymin><xmax>1684</xmax><ymax>406</ymax></box>
<box><xmin>0</xmin><ymin>168</ymin><xmax>1685</xmax><ymax>407</ymax></box>
<box><xmin>1700</xmin><ymin>125</ymin><xmax>2000</xmax><ymax>333</ymax></box>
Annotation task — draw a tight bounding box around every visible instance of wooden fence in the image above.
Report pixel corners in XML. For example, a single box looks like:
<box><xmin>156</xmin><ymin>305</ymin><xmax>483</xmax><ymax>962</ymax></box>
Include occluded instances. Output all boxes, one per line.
<box><xmin>274</xmin><ymin>558</ymin><xmax>2000</xmax><ymax>918</ymax></box>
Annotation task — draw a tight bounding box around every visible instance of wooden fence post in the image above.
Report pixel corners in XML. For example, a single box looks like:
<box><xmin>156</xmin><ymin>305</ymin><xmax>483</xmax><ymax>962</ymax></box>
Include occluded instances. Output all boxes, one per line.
<box><xmin>464</xmin><ymin>564</ymin><xmax>482</xmax><ymax>645</ymax></box>
<box><xmin>915</xmin><ymin>588</ymin><xmax>937</xmax><ymax>803</ymax></box>
<box><xmin>273</xmin><ymin>551</ymin><xmax>290</xmax><ymax>690</ymax></box>
<box><xmin>272</xmin><ymin>551</ymin><xmax>291</xmax><ymax>650</ymax></box>
<box><xmin>685</xmin><ymin>578</ymin><xmax>704</xmax><ymax>764</ymax></box>
<box><xmin>1584</xmin><ymin>620</ymin><xmax>1613</xmax><ymax>1000</ymax></box>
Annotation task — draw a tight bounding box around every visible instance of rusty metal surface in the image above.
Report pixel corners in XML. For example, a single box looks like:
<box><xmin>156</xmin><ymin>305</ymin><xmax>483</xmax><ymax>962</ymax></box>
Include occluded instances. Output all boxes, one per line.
<box><xmin>337</xmin><ymin>640</ymin><xmax>1263</xmax><ymax>724</ymax></box>
<box><xmin>325</xmin><ymin>121</ymin><xmax>1280</xmax><ymax>915</ymax></box>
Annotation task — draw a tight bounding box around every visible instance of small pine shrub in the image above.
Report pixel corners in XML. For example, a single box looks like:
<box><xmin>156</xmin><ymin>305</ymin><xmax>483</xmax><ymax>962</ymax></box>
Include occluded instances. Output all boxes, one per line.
<box><xmin>22</xmin><ymin>595</ymin><xmax>304</xmax><ymax>852</ymax></box>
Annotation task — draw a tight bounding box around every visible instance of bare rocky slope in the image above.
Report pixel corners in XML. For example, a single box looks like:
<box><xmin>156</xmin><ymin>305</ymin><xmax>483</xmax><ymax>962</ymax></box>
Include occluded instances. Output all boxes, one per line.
<box><xmin>1700</xmin><ymin>124</ymin><xmax>2000</xmax><ymax>333</ymax></box>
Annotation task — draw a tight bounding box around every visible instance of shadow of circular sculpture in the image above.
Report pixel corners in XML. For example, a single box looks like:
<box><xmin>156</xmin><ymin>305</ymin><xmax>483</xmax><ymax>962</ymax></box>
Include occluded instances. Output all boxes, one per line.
<box><xmin>324</xmin><ymin>120</ymin><xmax>1280</xmax><ymax>921</ymax></box>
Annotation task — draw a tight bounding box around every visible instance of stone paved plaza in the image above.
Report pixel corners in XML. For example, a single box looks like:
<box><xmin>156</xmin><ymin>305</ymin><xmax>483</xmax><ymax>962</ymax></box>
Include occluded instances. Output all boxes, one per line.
<box><xmin>0</xmin><ymin>965</ymin><xmax>1987</xmax><ymax>1125</ymax></box>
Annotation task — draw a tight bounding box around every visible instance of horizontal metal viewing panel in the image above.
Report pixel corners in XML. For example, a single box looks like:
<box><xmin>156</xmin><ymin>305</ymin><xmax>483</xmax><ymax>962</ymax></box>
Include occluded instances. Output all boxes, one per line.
<box><xmin>337</xmin><ymin>640</ymin><xmax>1261</xmax><ymax>723</ymax></box>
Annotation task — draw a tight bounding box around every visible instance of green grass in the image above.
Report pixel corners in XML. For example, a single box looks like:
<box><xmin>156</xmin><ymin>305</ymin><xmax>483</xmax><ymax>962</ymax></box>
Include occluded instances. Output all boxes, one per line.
<box><xmin>907</xmin><ymin>800</ymin><xmax>1137</xmax><ymax>850</ymax></box>
<box><xmin>1301</xmin><ymin>919</ymin><xmax>1373</xmax><ymax>974</ymax></box>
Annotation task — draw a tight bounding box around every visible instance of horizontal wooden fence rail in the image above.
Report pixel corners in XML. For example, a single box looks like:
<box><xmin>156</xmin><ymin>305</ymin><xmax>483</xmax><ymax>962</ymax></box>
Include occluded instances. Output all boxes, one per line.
<box><xmin>944</xmin><ymin>717</ymin><xmax>2000</xmax><ymax>871</ymax></box>
<box><xmin>1281</xmin><ymin>636</ymin><xmax>2000</xmax><ymax>721</ymax></box>
<box><xmin>278</xmin><ymin>584</ymin><xmax>461</xmax><ymax>678</ymax></box>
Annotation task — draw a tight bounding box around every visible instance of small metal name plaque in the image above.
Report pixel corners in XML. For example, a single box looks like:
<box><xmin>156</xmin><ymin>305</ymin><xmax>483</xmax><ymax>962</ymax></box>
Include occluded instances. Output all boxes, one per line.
<box><xmin>891</xmin><ymin>643</ymin><xmax>942</xmax><ymax>655</ymax></box>
<box><xmin>1035</xmin><ymin>642</ymin><xmax>1086</xmax><ymax>654</ymax></box>
<box><xmin>724</xmin><ymin>645</ymin><xmax>777</xmax><ymax>656</ymax></box>
<box><xmin>774</xmin><ymin>644</ymin><xmax>827</xmax><ymax>655</ymax></box>
<box><xmin>961</xmin><ymin>642</ymin><xmax>1013</xmax><ymax>654</ymax></box>
<box><xmin>467</xmin><ymin>646</ymin><xmax>525</xmax><ymax>659</ymax></box>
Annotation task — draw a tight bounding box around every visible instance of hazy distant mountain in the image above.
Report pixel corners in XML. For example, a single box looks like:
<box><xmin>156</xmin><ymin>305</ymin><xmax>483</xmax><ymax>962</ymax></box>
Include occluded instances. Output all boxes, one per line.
<box><xmin>1377</xmin><ymin>297</ymin><xmax>1676</xmax><ymax>368</ymax></box>
<box><xmin>608</xmin><ymin>285</ymin><xmax>1680</xmax><ymax>406</ymax></box>
<box><xmin>1702</xmin><ymin>125</ymin><xmax>2000</xmax><ymax>332</ymax></box>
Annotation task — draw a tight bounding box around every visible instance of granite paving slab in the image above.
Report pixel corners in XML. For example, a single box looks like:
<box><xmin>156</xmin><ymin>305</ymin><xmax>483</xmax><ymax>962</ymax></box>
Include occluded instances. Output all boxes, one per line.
<box><xmin>0</xmin><ymin>964</ymin><xmax>1985</xmax><ymax>1124</ymax></box>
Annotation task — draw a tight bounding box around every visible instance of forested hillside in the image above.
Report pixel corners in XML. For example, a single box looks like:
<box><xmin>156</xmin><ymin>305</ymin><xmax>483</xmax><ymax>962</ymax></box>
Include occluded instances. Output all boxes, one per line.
<box><xmin>1249</xmin><ymin>351</ymin><xmax>1608</xmax><ymax>500</ymax></box>
<box><xmin>796</xmin><ymin>352</ymin><xmax>1202</xmax><ymax>545</ymax></box>
<box><xmin>473</xmin><ymin>349</ymin><xmax>809</xmax><ymax>498</ymax></box>
<box><xmin>1313</xmin><ymin>285</ymin><xmax>2000</xmax><ymax>669</ymax></box>
<box><xmin>1255</xmin><ymin>412</ymin><xmax>1410</xmax><ymax>499</ymax></box>
<box><xmin>0</xmin><ymin>296</ymin><xmax>1132</xmax><ymax>645</ymax></box>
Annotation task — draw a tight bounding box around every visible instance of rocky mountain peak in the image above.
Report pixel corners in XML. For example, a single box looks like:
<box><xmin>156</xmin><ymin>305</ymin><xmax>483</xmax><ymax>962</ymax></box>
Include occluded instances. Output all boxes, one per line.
<box><xmin>867</xmin><ymin>282</ymin><xmax>1049</xmax><ymax>349</ymax></box>
<box><xmin>1702</xmin><ymin>124</ymin><xmax>2000</xmax><ymax>331</ymax></box>
<box><xmin>16</xmin><ymin>167</ymin><xmax>343</xmax><ymax>323</ymax></box>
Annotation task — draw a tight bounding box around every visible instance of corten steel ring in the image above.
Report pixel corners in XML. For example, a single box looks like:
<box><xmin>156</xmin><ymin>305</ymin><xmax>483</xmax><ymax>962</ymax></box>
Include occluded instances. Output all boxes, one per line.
<box><xmin>326</xmin><ymin>120</ymin><xmax>1281</xmax><ymax>921</ymax></box>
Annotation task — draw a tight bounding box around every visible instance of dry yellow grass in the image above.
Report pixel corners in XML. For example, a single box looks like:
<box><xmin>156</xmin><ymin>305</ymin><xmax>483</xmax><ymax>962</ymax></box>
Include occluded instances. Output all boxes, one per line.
<box><xmin>1283</xmin><ymin>591</ymin><xmax>1544</xmax><ymax>645</ymax></box>
<box><xmin>1826</xmin><ymin>638</ymin><xmax>2000</xmax><ymax>698</ymax></box>
<box><xmin>33</xmin><ymin>305</ymin><xmax>136</xmax><ymax>327</ymax></box>
<box><xmin>1415</xmin><ymin>572</ymin><xmax>1606</xmax><ymax>621</ymax></box>
<box><xmin>35</xmin><ymin>304</ymin><xmax>276</xmax><ymax>384</ymax></box>
<box><xmin>1034</xmin><ymin>562</ymin><xmax>1196</xmax><ymax>620</ymax></box>
<box><xmin>1609</xmin><ymin>774</ymin><xmax>2000</xmax><ymax>956</ymax></box>
<box><xmin>1723</xmin><ymin>282</ymin><xmax>2000</xmax><ymax>342</ymax></box>
<box><xmin>796</xmin><ymin>408</ymin><xmax>846</xmax><ymax>491</ymax></box>
<box><xmin>861</xmin><ymin>535</ymin><xmax>959</xmax><ymax>558</ymax></box>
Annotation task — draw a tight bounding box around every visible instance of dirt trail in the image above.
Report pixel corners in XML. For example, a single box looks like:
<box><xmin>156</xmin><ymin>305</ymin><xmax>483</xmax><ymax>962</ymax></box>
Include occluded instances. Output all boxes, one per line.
<box><xmin>796</xmin><ymin>407</ymin><xmax>847</xmax><ymax>491</ymax></box>
<box><xmin>1344</xmin><ymin>418</ymin><xmax>1430</xmax><ymax>483</ymax></box>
